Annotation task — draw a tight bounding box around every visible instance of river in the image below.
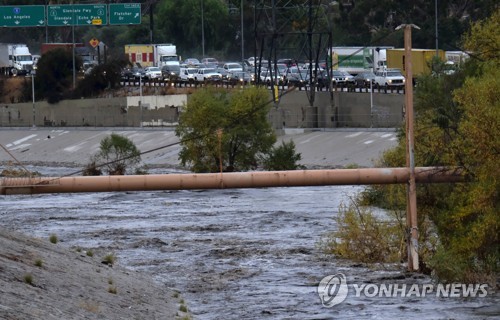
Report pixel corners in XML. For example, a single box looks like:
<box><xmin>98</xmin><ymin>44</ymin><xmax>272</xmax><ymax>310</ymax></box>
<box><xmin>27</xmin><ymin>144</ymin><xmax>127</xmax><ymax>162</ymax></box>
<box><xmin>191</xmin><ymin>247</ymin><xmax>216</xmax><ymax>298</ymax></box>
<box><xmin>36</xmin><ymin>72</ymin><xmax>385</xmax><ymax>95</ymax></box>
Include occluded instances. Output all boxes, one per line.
<box><xmin>1</xmin><ymin>166</ymin><xmax>498</xmax><ymax>319</ymax></box>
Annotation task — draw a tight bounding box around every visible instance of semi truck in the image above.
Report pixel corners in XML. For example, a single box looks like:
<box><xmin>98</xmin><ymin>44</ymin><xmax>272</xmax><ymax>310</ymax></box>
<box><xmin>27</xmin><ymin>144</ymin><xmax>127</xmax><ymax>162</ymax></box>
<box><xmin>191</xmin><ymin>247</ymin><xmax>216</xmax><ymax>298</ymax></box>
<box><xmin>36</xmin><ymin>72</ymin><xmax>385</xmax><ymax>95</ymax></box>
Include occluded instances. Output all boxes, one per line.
<box><xmin>125</xmin><ymin>44</ymin><xmax>180</xmax><ymax>79</ymax></box>
<box><xmin>125</xmin><ymin>44</ymin><xmax>179</xmax><ymax>68</ymax></box>
<box><xmin>0</xmin><ymin>43</ymin><xmax>34</xmax><ymax>76</ymax></box>
<box><xmin>328</xmin><ymin>46</ymin><xmax>393</xmax><ymax>75</ymax></box>
<box><xmin>386</xmin><ymin>48</ymin><xmax>446</xmax><ymax>79</ymax></box>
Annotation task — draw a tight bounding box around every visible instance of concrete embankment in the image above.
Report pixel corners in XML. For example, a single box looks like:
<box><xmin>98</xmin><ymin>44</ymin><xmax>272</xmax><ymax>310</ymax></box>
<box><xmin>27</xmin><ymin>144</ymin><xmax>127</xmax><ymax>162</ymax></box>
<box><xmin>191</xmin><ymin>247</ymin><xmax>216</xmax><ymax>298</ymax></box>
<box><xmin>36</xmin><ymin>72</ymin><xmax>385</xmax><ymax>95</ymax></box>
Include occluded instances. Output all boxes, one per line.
<box><xmin>0</xmin><ymin>128</ymin><xmax>398</xmax><ymax>169</ymax></box>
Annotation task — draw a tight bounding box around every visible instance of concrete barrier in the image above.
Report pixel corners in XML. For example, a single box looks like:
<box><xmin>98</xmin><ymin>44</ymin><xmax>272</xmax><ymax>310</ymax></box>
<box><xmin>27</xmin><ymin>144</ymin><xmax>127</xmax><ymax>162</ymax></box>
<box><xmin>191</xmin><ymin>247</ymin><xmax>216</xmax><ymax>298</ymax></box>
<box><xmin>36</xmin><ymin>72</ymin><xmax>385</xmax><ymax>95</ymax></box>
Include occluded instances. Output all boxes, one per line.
<box><xmin>0</xmin><ymin>90</ymin><xmax>404</xmax><ymax>128</ymax></box>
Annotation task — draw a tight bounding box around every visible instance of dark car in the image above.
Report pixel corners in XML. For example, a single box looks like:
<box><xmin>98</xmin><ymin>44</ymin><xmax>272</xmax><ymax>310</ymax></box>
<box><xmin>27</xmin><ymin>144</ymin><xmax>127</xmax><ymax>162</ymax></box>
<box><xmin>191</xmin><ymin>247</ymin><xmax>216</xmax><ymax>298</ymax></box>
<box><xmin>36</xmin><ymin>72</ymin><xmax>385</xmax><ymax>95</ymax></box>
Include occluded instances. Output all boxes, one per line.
<box><xmin>228</xmin><ymin>71</ymin><xmax>253</xmax><ymax>85</ymax></box>
<box><xmin>353</xmin><ymin>71</ymin><xmax>376</xmax><ymax>88</ymax></box>
<box><xmin>121</xmin><ymin>66</ymin><xmax>145</xmax><ymax>80</ymax></box>
<box><xmin>161</xmin><ymin>65</ymin><xmax>181</xmax><ymax>81</ymax></box>
<box><xmin>285</xmin><ymin>68</ymin><xmax>310</xmax><ymax>87</ymax></box>
<box><xmin>277</xmin><ymin>58</ymin><xmax>296</xmax><ymax>68</ymax></box>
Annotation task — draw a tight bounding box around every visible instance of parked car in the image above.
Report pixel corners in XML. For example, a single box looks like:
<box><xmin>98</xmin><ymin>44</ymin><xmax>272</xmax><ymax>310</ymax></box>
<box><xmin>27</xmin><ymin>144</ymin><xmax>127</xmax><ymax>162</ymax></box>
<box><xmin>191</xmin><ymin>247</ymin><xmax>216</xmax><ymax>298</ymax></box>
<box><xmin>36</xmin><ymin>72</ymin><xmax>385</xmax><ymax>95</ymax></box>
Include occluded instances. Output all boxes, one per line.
<box><xmin>374</xmin><ymin>69</ymin><xmax>405</xmax><ymax>88</ymax></box>
<box><xmin>353</xmin><ymin>71</ymin><xmax>376</xmax><ymax>87</ymax></box>
<box><xmin>144</xmin><ymin>66</ymin><xmax>162</xmax><ymax>80</ymax></box>
<box><xmin>161</xmin><ymin>65</ymin><xmax>180</xmax><ymax>81</ymax></box>
<box><xmin>194</xmin><ymin>68</ymin><xmax>222</xmax><ymax>82</ymax></box>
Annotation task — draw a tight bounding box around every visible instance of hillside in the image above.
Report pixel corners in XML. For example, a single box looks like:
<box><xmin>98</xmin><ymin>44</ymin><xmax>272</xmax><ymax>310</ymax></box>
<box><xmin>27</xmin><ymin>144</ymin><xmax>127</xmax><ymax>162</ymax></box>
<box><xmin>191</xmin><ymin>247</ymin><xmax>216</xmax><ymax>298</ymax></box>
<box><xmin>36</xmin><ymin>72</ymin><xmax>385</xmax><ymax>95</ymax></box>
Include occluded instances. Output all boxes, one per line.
<box><xmin>0</xmin><ymin>227</ymin><xmax>189</xmax><ymax>319</ymax></box>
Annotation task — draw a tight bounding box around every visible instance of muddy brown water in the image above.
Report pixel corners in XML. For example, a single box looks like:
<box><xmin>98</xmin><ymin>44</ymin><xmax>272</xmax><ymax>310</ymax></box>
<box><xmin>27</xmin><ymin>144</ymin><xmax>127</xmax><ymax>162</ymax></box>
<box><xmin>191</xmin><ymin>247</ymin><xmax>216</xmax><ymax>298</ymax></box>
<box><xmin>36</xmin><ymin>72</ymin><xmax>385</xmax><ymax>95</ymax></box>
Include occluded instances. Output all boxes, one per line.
<box><xmin>1</xmin><ymin>166</ymin><xmax>498</xmax><ymax>319</ymax></box>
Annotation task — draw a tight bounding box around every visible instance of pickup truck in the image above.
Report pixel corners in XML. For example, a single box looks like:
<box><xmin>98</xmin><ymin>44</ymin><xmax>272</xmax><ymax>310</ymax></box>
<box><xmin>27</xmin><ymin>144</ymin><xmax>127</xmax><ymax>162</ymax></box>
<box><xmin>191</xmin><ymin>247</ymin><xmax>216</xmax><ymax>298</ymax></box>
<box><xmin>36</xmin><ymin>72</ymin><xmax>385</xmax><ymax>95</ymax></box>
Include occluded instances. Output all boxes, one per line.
<box><xmin>373</xmin><ymin>69</ymin><xmax>405</xmax><ymax>88</ymax></box>
<box><xmin>194</xmin><ymin>68</ymin><xmax>222</xmax><ymax>83</ymax></box>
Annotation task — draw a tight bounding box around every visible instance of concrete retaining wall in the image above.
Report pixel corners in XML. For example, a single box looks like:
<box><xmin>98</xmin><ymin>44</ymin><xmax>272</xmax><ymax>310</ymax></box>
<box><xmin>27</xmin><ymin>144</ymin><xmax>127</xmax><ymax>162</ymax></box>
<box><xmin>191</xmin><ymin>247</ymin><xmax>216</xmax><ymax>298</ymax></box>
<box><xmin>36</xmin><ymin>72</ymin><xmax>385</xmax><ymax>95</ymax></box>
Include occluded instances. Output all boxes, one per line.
<box><xmin>0</xmin><ymin>91</ymin><xmax>404</xmax><ymax>128</ymax></box>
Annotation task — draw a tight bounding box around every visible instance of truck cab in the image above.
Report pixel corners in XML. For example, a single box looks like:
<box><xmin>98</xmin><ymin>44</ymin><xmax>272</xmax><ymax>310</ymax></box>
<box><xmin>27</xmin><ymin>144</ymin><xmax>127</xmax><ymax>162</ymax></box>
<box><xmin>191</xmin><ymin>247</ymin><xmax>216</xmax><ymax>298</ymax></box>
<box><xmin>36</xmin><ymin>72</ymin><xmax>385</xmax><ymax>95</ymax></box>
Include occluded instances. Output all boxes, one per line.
<box><xmin>0</xmin><ymin>44</ymin><xmax>34</xmax><ymax>76</ymax></box>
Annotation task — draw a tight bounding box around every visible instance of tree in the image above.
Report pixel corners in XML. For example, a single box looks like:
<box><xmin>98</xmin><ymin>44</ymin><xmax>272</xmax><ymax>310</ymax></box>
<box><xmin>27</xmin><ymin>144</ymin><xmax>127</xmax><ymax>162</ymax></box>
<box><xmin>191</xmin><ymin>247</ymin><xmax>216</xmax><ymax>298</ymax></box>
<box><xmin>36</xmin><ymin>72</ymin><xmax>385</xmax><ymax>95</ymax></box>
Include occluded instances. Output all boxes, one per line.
<box><xmin>35</xmin><ymin>48</ymin><xmax>80</xmax><ymax>104</ymax></box>
<box><xmin>74</xmin><ymin>58</ymin><xmax>127</xmax><ymax>98</ymax></box>
<box><xmin>176</xmin><ymin>86</ymin><xmax>276</xmax><ymax>173</ymax></box>
<box><xmin>262</xmin><ymin>140</ymin><xmax>304</xmax><ymax>171</ymax></box>
<box><xmin>155</xmin><ymin>0</ymin><xmax>231</xmax><ymax>58</ymax></box>
<box><xmin>85</xmin><ymin>133</ymin><xmax>142</xmax><ymax>176</ymax></box>
<box><xmin>359</xmin><ymin>9</ymin><xmax>499</xmax><ymax>283</ymax></box>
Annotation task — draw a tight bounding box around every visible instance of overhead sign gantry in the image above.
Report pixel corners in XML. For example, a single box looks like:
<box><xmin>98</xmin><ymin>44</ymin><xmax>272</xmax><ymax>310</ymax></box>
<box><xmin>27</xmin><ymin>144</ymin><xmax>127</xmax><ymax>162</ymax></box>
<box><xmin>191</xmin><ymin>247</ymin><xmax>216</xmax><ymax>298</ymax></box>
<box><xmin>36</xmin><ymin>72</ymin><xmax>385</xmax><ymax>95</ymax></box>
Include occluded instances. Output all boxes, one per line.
<box><xmin>0</xmin><ymin>3</ymin><xmax>141</xmax><ymax>27</ymax></box>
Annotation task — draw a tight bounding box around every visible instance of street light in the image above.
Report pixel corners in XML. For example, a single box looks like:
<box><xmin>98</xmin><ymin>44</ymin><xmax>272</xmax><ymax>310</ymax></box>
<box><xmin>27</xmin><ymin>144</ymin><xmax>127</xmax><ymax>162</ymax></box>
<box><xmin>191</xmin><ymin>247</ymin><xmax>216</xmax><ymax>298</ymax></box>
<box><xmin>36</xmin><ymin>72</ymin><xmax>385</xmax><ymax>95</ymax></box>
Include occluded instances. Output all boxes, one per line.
<box><xmin>31</xmin><ymin>73</ymin><xmax>35</xmax><ymax>128</ymax></box>
<box><xmin>241</xmin><ymin>0</ymin><xmax>244</xmax><ymax>68</ymax></box>
<box><xmin>139</xmin><ymin>75</ymin><xmax>143</xmax><ymax>128</ymax></box>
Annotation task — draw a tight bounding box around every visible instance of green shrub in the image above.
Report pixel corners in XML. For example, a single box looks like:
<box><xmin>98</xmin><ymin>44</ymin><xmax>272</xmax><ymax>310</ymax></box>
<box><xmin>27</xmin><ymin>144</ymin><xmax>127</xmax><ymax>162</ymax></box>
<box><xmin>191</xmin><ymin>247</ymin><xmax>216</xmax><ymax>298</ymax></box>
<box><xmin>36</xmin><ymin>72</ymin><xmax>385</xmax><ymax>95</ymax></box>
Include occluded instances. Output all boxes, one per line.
<box><xmin>102</xmin><ymin>253</ymin><xmax>116</xmax><ymax>266</ymax></box>
<box><xmin>321</xmin><ymin>199</ymin><xmax>405</xmax><ymax>263</ymax></box>
<box><xmin>24</xmin><ymin>273</ymin><xmax>33</xmax><ymax>285</ymax></box>
<box><xmin>49</xmin><ymin>234</ymin><xmax>58</xmax><ymax>244</ymax></box>
<box><xmin>262</xmin><ymin>140</ymin><xmax>304</xmax><ymax>171</ymax></box>
<box><xmin>34</xmin><ymin>259</ymin><xmax>43</xmax><ymax>267</ymax></box>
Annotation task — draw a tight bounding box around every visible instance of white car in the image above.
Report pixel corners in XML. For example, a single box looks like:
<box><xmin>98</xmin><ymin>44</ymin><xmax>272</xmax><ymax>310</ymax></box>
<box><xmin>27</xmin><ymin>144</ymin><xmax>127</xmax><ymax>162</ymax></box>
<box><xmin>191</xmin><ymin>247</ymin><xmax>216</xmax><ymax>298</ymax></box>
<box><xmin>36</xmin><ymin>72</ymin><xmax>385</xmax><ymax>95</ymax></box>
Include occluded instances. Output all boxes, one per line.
<box><xmin>374</xmin><ymin>69</ymin><xmax>405</xmax><ymax>88</ymax></box>
<box><xmin>144</xmin><ymin>66</ymin><xmax>162</xmax><ymax>80</ymax></box>
<box><xmin>223</xmin><ymin>62</ymin><xmax>243</xmax><ymax>73</ymax></box>
<box><xmin>194</xmin><ymin>68</ymin><xmax>222</xmax><ymax>82</ymax></box>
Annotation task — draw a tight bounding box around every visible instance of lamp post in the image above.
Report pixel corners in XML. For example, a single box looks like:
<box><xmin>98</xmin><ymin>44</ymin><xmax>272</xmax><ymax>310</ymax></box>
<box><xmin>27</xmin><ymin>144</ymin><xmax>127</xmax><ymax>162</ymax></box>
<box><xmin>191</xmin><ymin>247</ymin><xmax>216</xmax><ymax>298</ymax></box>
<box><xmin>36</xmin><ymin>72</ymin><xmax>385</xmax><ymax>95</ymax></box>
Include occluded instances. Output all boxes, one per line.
<box><xmin>139</xmin><ymin>75</ymin><xmax>143</xmax><ymax>128</ymax></box>
<box><xmin>31</xmin><ymin>73</ymin><xmax>35</xmax><ymax>128</ymax></box>
<box><xmin>241</xmin><ymin>0</ymin><xmax>244</xmax><ymax>68</ymax></box>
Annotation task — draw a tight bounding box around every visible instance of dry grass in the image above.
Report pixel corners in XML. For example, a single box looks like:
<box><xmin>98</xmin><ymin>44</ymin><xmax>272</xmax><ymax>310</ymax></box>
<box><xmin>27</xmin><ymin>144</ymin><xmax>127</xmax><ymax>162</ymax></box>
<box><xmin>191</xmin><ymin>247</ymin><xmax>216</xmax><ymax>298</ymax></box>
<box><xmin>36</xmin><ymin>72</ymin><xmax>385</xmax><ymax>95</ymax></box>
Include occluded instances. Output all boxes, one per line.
<box><xmin>79</xmin><ymin>300</ymin><xmax>100</xmax><ymax>313</ymax></box>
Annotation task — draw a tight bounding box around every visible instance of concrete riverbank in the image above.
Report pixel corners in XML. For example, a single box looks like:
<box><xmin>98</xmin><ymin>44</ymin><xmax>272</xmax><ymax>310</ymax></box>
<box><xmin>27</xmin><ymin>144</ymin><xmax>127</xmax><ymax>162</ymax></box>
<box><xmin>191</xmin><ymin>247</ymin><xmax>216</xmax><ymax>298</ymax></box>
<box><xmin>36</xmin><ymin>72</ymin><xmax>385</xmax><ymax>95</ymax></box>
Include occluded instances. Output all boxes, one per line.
<box><xmin>0</xmin><ymin>127</ymin><xmax>398</xmax><ymax>170</ymax></box>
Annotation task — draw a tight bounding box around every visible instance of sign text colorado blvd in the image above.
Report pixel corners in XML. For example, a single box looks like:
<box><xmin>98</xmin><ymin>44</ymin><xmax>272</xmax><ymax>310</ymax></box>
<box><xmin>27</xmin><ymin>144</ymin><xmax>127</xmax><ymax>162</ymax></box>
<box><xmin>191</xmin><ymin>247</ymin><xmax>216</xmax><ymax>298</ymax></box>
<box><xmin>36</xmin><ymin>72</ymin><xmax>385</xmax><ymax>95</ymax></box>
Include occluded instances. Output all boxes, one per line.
<box><xmin>0</xmin><ymin>5</ymin><xmax>45</xmax><ymax>27</ymax></box>
<box><xmin>47</xmin><ymin>4</ymin><xmax>107</xmax><ymax>26</ymax></box>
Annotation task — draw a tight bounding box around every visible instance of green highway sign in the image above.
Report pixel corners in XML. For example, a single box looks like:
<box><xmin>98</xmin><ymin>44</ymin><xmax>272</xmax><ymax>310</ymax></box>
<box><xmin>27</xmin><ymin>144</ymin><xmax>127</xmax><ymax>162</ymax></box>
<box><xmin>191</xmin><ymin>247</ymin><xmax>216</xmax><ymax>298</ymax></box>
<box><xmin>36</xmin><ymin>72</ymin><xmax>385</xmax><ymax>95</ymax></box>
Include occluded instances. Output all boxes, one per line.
<box><xmin>109</xmin><ymin>3</ymin><xmax>141</xmax><ymax>25</ymax></box>
<box><xmin>0</xmin><ymin>5</ymin><xmax>45</xmax><ymax>27</ymax></box>
<box><xmin>47</xmin><ymin>4</ymin><xmax>107</xmax><ymax>26</ymax></box>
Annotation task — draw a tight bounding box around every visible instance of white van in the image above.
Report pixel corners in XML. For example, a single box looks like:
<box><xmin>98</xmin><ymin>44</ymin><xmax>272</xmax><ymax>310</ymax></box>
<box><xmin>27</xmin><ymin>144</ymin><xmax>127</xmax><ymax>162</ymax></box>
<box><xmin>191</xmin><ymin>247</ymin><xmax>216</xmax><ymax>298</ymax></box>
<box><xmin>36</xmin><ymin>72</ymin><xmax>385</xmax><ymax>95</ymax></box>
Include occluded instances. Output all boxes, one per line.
<box><xmin>180</xmin><ymin>67</ymin><xmax>199</xmax><ymax>82</ymax></box>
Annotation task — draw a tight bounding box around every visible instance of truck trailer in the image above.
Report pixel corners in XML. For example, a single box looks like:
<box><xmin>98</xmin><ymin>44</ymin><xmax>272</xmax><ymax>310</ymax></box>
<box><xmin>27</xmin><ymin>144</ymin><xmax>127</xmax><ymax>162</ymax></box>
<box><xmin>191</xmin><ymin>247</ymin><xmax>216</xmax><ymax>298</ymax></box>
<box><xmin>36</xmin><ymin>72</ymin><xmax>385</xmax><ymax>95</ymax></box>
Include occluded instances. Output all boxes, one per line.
<box><xmin>328</xmin><ymin>46</ymin><xmax>393</xmax><ymax>75</ymax></box>
<box><xmin>124</xmin><ymin>44</ymin><xmax>180</xmax><ymax>79</ymax></box>
<box><xmin>0</xmin><ymin>43</ymin><xmax>34</xmax><ymax>76</ymax></box>
<box><xmin>125</xmin><ymin>44</ymin><xmax>179</xmax><ymax>69</ymax></box>
<box><xmin>386</xmin><ymin>48</ymin><xmax>446</xmax><ymax>79</ymax></box>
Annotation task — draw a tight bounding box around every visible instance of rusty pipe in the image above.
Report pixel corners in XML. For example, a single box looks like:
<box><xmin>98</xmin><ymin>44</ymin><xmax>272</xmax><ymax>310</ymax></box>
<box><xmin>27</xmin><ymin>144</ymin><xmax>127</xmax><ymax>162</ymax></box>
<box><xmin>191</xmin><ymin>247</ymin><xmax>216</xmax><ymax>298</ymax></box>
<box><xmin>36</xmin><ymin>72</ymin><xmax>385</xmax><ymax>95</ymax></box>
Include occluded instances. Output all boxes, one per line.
<box><xmin>0</xmin><ymin>167</ymin><xmax>465</xmax><ymax>195</ymax></box>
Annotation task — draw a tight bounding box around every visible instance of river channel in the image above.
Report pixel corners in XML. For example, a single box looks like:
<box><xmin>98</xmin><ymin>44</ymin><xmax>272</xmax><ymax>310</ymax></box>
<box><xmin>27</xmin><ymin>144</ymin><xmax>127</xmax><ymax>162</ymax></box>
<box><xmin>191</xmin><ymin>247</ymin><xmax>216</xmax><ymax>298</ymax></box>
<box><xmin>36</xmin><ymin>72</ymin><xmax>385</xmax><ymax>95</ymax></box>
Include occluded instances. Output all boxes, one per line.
<box><xmin>1</xmin><ymin>166</ymin><xmax>498</xmax><ymax>319</ymax></box>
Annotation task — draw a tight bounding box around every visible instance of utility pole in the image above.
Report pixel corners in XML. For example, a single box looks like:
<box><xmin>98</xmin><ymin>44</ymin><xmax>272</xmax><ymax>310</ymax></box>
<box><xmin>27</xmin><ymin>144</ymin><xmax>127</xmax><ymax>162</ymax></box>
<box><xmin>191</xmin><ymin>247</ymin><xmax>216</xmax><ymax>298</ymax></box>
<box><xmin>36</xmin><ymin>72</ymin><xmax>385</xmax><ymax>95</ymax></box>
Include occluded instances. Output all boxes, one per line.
<box><xmin>201</xmin><ymin>0</ymin><xmax>205</xmax><ymax>58</ymax></box>
<box><xmin>398</xmin><ymin>23</ymin><xmax>420</xmax><ymax>271</ymax></box>
<box><xmin>435</xmin><ymin>0</ymin><xmax>439</xmax><ymax>56</ymax></box>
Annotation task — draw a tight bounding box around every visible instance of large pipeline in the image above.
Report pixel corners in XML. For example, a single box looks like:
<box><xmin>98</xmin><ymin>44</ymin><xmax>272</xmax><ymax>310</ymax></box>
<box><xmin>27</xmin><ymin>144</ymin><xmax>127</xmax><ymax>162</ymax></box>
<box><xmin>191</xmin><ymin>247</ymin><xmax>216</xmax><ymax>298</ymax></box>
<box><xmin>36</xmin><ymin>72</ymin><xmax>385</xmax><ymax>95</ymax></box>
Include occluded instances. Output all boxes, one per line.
<box><xmin>0</xmin><ymin>167</ymin><xmax>465</xmax><ymax>195</ymax></box>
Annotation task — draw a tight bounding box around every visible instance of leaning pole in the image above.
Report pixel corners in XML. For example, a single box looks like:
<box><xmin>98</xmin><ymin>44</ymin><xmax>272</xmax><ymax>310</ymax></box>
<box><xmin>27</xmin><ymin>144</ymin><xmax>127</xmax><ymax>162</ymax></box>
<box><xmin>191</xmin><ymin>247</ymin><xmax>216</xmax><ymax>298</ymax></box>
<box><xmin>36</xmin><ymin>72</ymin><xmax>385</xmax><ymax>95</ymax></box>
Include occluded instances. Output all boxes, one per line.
<box><xmin>1</xmin><ymin>167</ymin><xmax>464</xmax><ymax>195</ymax></box>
